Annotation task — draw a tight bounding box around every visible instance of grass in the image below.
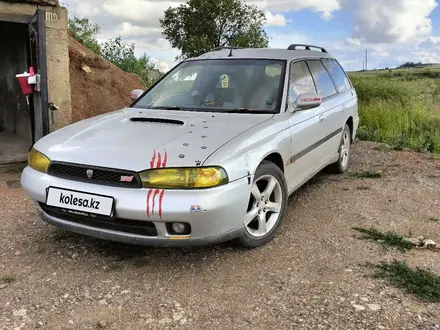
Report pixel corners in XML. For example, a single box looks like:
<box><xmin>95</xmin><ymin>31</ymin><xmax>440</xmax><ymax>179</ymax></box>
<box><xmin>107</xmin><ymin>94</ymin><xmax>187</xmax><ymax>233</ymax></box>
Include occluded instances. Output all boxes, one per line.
<box><xmin>349</xmin><ymin>171</ymin><xmax>382</xmax><ymax>179</ymax></box>
<box><xmin>0</xmin><ymin>163</ymin><xmax>27</xmax><ymax>174</ymax></box>
<box><xmin>349</xmin><ymin>69</ymin><xmax>440</xmax><ymax>153</ymax></box>
<box><xmin>1</xmin><ymin>275</ymin><xmax>16</xmax><ymax>284</ymax></box>
<box><xmin>368</xmin><ymin>260</ymin><xmax>440</xmax><ymax>302</ymax></box>
<box><xmin>353</xmin><ymin>227</ymin><xmax>414</xmax><ymax>251</ymax></box>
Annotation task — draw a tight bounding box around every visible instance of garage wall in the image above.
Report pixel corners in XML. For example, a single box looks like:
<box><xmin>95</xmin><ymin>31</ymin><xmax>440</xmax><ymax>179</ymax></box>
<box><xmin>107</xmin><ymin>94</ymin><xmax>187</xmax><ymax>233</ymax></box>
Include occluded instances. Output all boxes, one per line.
<box><xmin>0</xmin><ymin>21</ymin><xmax>32</xmax><ymax>140</ymax></box>
<box><xmin>45</xmin><ymin>5</ymin><xmax>71</xmax><ymax>131</ymax></box>
<box><xmin>0</xmin><ymin>1</ymin><xmax>72</xmax><ymax>132</ymax></box>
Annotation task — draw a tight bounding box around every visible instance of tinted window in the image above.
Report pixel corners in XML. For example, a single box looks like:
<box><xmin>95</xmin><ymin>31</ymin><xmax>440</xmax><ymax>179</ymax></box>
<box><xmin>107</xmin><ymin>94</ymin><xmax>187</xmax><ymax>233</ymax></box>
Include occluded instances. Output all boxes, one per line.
<box><xmin>289</xmin><ymin>61</ymin><xmax>316</xmax><ymax>102</ymax></box>
<box><xmin>306</xmin><ymin>60</ymin><xmax>337</xmax><ymax>98</ymax></box>
<box><xmin>322</xmin><ymin>59</ymin><xmax>351</xmax><ymax>92</ymax></box>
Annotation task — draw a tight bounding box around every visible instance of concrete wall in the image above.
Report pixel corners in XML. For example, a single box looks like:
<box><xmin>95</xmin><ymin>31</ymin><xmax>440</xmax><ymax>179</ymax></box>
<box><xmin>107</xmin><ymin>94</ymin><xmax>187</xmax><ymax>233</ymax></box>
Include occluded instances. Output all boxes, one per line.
<box><xmin>0</xmin><ymin>21</ymin><xmax>32</xmax><ymax>141</ymax></box>
<box><xmin>0</xmin><ymin>1</ymin><xmax>72</xmax><ymax>132</ymax></box>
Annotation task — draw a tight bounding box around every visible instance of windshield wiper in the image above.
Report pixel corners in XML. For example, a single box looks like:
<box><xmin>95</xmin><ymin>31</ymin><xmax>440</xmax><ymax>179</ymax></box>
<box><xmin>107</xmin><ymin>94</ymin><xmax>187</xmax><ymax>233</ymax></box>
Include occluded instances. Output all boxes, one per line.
<box><xmin>224</xmin><ymin>108</ymin><xmax>263</xmax><ymax>114</ymax></box>
<box><xmin>149</xmin><ymin>106</ymin><xmax>186</xmax><ymax>110</ymax></box>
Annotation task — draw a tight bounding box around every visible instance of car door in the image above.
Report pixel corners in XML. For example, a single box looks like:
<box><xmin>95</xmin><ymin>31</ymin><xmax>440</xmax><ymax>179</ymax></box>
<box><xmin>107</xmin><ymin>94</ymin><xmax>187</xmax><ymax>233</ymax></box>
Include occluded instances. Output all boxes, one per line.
<box><xmin>305</xmin><ymin>60</ymin><xmax>342</xmax><ymax>164</ymax></box>
<box><xmin>321</xmin><ymin>58</ymin><xmax>357</xmax><ymax>132</ymax></box>
<box><xmin>286</xmin><ymin>60</ymin><xmax>325</xmax><ymax>189</ymax></box>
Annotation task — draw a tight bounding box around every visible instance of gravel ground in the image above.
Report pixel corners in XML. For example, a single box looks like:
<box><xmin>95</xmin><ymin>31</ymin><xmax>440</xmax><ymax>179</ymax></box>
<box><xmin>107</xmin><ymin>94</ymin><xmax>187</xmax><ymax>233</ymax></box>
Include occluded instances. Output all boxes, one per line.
<box><xmin>0</xmin><ymin>141</ymin><xmax>439</xmax><ymax>330</ymax></box>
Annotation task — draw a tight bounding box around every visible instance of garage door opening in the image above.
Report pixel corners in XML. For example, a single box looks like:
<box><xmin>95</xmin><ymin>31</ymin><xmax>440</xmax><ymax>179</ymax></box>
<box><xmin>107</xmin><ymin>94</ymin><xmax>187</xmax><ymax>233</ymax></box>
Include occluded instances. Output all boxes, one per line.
<box><xmin>0</xmin><ymin>11</ymin><xmax>48</xmax><ymax>165</ymax></box>
<box><xmin>0</xmin><ymin>20</ymin><xmax>32</xmax><ymax>163</ymax></box>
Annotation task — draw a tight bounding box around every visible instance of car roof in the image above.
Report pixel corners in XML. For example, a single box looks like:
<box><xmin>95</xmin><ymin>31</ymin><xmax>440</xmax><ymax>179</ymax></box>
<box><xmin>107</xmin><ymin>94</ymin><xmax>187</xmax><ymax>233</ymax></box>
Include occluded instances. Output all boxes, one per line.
<box><xmin>193</xmin><ymin>46</ymin><xmax>334</xmax><ymax>62</ymax></box>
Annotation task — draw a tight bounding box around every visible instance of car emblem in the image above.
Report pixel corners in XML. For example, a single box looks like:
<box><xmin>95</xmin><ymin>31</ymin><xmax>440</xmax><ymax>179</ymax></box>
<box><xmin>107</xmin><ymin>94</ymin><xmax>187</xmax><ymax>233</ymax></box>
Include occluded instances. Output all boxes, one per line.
<box><xmin>86</xmin><ymin>169</ymin><xmax>94</xmax><ymax>179</ymax></box>
<box><xmin>120</xmin><ymin>176</ymin><xmax>134</xmax><ymax>183</ymax></box>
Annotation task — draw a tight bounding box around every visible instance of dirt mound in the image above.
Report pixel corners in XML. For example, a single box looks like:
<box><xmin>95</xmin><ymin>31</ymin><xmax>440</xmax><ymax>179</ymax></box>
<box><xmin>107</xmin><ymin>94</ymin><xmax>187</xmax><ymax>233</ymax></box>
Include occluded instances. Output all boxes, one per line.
<box><xmin>3</xmin><ymin>0</ymin><xmax>58</xmax><ymax>5</ymax></box>
<box><xmin>68</xmin><ymin>35</ymin><xmax>145</xmax><ymax>122</ymax></box>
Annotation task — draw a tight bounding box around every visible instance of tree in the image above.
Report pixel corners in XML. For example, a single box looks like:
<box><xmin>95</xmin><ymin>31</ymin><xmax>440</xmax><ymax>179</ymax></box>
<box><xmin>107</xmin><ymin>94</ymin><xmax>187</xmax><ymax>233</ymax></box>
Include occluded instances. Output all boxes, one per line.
<box><xmin>101</xmin><ymin>36</ymin><xmax>156</xmax><ymax>86</ymax></box>
<box><xmin>160</xmin><ymin>0</ymin><xmax>269</xmax><ymax>60</ymax></box>
<box><xmin>397</xmin><ymin>61</ymin><xmax>423</xmax><ymax>69</ymax></box>
<box><xmin>68</xmin><ymin>16</ymin><xmax>101</xmax><ymax>54</ymax></box>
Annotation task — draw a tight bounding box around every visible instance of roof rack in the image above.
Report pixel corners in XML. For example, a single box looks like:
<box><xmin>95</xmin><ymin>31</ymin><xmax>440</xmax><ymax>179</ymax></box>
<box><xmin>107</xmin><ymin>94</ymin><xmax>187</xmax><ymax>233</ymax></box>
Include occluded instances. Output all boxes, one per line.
<box><xmin>212</xmin><ymin>46</ymin><xmax>243</xmax><ymax>51</ymax></box>
<box><xmin>287</xmin><ymin>44</ymin><xmax>328</xmax><ymax>53</ymax></box>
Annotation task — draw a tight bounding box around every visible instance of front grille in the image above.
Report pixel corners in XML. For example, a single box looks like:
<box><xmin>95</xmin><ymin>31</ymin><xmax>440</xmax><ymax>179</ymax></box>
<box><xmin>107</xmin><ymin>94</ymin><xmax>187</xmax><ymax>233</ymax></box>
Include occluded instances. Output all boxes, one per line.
<box><xmin>48</xmin><ymin>162</ymin><xmax>141</xmax><ymax>188</ymax></box>
<box><xmin>40</xmin><ymin>203</ymin><xmax>158</xmax><ymax>236</ymax></box>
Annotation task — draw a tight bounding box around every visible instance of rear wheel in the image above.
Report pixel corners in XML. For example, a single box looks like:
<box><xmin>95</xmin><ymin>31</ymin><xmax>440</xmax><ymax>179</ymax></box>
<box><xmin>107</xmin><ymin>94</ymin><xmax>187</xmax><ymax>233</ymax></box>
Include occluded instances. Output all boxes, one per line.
<box><xmin>238</xmin><ymin>161</ymin><xmax>287</xmax><ymax>248</ymax></box>
<box><xmin>328</xmin><ymin>124</ymin><xmax>351</xmax><ymax>174</ymax></box>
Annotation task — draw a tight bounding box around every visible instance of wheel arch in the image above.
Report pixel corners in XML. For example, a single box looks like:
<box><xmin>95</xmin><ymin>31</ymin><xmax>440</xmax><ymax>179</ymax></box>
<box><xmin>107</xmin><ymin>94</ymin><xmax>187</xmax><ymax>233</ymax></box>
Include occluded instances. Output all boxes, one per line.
<box><xmin>261</xmin><ymin>152</ymin><xmax>285</xmax><ymax>173</ymax></box>
<box><xmin>346</xmin><ymin>116</ymin><xmax>354</xmax><ymax>142</ymax></box>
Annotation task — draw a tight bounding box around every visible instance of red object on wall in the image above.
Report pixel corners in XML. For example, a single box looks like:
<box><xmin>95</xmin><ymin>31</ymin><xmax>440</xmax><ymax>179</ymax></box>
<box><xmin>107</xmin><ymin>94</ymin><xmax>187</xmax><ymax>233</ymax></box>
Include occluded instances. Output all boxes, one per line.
<box><xmin>16</xmin><ymin>71</ymin><xmax>34</xmax><ymax>95</ymax></box>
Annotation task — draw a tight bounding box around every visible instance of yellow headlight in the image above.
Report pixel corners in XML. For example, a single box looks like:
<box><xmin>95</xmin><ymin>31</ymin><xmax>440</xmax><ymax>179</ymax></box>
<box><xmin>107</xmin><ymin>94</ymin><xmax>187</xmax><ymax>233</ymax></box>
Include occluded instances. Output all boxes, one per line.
<box><xmin>139</xmin><ymin>167</ymin><xmax>228</xmax><ymax>189</ymax></box>
<box><xmin>28</xmin><ymin>148</ymin><xmax>51</xmax><ymax>173</ymax></box>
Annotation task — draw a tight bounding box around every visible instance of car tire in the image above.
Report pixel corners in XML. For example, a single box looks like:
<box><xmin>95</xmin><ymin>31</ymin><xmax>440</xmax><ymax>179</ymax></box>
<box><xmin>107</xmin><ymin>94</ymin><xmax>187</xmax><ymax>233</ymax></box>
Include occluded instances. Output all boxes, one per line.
<box><xmin>327</xmin><ymin>124</ymin><xmax>352</xmax><ymax>174</ymax></box>
<box><xmin>238</xmin><ymin>161</ymin><xmax>288</xmax><ymax>248</ymax></box>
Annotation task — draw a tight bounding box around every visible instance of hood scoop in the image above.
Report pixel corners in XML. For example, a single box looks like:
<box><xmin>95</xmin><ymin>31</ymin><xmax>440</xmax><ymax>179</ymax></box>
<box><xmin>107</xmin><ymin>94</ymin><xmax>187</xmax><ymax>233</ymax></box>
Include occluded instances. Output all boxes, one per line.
<box><xmin>129</xmin><ymin>117</ymin><xmax>184</xmax><ymax>126</ymax></box>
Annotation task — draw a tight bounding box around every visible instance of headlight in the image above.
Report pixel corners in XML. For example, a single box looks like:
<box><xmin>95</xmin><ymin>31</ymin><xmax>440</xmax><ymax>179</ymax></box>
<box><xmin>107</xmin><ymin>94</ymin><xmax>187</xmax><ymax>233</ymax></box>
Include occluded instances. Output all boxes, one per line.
<box><xmin>28</xmin><ymin>148</ymin><xmax>51</xmax><ymax>173</ymax></box>
<box><xmin>139</xmin><ymin>167</ymin><xmax>228</xmax><ymax>189</ymax></box>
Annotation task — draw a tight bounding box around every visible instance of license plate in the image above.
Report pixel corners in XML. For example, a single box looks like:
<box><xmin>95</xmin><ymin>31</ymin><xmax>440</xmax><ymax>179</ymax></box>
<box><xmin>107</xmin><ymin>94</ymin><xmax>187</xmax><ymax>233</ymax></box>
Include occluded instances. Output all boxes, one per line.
<box><xmin>46</xmin><ymin>187</ymin><xmax>114</xmax><ymax>217</ymax></box>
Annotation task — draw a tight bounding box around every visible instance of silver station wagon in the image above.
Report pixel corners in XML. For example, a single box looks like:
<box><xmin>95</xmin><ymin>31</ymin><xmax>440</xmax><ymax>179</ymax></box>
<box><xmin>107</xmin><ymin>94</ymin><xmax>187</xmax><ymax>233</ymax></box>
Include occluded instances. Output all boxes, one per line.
<box><xmin>21</xmin><ymin>44</ymin><xmax>359</xmax><ymax>248</ymax></box>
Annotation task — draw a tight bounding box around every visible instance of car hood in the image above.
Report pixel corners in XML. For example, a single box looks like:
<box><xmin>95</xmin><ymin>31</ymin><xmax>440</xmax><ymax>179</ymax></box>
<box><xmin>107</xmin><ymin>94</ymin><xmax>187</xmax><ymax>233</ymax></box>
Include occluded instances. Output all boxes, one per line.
<box><xmin>35</xmin><ymin>108</ymin><xmax>273</xmax><ymax>171</ymax></box>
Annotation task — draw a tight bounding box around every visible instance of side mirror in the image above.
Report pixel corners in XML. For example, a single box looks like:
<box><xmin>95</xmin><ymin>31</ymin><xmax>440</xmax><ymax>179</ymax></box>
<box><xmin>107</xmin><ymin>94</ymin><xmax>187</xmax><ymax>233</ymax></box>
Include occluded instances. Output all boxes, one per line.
<box><xmin>293</xmin><ymin>93</ymin><xmax>322</xmax><ymax>111</ymax></box>
<box><xmin>130</xmin><ymin>89</ymin><xmax>145</xmax><ymax>101</ymax></box>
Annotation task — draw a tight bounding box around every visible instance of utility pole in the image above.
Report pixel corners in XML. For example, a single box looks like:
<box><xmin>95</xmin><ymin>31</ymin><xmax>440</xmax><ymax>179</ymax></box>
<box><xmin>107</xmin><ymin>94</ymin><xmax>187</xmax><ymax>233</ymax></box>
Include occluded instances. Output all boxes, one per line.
<box><xmin>365</xmin><ymin>47</ymin><xmax>368</xmax><ymax>71</ymax></box>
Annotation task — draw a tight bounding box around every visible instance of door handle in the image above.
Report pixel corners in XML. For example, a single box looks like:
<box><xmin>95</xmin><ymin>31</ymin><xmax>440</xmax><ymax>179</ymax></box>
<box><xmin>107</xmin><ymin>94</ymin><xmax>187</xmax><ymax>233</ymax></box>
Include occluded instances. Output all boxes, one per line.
<box><xmin>319</xmin><ymin>114</ymin><xmax>325</xmax><ymax>123</ymax></box>
<box><xmin>342</xmin><ymin>104</ymin><xmax>347</xmax><ymax>112</ymax></box>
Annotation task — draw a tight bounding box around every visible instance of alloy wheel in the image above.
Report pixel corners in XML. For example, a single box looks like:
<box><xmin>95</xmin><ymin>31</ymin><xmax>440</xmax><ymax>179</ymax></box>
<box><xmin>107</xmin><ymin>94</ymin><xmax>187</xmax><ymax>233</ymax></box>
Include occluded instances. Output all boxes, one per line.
<box><xmin>245</xmin><ymin>174</ymin><xmax>283</xmax><ymax>237</ymax></box>
<box><xmin>340</xmin><ymin>129</ymin><xmax>351</xmax><ymax>168</ymax></box>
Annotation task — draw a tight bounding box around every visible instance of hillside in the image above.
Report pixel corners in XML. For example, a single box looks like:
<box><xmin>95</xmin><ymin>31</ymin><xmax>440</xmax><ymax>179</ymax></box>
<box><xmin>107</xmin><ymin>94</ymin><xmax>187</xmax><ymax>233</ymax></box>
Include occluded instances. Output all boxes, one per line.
<box><xmin>68</xmin><ymin>35</ymin><xmax>146</xmax><ymax>122</ymax></box>
<box><xmin>3</xmin><ymin>0</ymin><xmax>58</xmax><ymax>5</ymax></box>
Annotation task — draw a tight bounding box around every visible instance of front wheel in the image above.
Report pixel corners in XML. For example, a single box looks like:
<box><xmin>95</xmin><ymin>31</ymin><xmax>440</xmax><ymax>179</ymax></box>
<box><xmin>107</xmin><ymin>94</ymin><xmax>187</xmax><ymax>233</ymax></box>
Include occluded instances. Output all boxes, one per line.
<box><xmin>238</xmin><ymin>161</ymin><xmax>288</xmax><ymax>248</ymax></box>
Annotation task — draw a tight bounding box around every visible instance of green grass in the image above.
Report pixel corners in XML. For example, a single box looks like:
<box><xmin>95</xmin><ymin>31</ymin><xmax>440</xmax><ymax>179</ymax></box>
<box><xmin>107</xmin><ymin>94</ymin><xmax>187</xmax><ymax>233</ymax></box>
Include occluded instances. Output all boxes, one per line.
<box><xmin>349</xmin><ymin>171</ymin><xmax>382</xmax><ymax>179</ymax></box>
<box><xmin>369</xmin><ymin>260</ymin><xmax>440</xmax><ymax>302</ymax></box>
<box><xmin>349</xmin><ymin>70</ymin><xmax>440</xmax><ymax>153</ymax></box>
<box><xmin>0</xmin><ymin>163</ymin><xmax>27</xmax><ymax>174</ymax></box>
<box><xmin>1</xmin><ymin>275</ymin><xmax>16</xmax><ymax>284</ymax></box>
<box><xmin>353</xmin><ymin>227</ymin><xmax>414</xmax><ymax>251</ymax></box>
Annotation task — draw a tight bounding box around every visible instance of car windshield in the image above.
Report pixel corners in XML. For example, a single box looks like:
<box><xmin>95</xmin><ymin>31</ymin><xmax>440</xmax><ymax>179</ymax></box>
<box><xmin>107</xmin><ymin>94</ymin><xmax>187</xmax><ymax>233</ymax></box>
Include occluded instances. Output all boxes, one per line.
<box><xmin>132</xmin><ymin>59</ymin><xmax>286</xmax><ymax>113</ymax></box>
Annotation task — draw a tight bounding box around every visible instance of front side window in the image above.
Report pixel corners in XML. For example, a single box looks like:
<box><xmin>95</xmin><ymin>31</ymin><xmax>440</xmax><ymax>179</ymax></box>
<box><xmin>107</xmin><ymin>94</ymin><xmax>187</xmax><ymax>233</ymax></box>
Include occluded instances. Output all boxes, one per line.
<box><xmin>289</xmin><ymin>61</ymin><xmax>317</xmax><ymax>103</ymax></box>
<box><xmin>322</xmin><ymin>59</ymin><xmax>352</xmax><ymax>92</ymax></box>
<box><xmin>133</xmin><ymin>59</ymin><xmax>286</xmax><ymax>113</ymax></box>
<box><xmin>306</xmin><ymin>60</ymin><xmax>337</xmax><ymax>99</ymax></box>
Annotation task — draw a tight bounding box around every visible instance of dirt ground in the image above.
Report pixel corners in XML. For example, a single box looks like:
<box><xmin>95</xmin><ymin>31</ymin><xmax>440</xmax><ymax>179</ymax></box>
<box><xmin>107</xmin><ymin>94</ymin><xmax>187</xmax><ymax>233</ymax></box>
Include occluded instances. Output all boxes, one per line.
<box><xmin>0</xmin><ymin>141</ymin><xmax>439</xmax><ymax>330</ymax></box>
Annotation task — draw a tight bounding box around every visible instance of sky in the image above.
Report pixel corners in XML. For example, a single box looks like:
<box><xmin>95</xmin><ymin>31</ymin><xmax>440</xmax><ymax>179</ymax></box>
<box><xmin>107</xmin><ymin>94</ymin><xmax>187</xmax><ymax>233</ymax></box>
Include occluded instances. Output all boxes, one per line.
<box><xmin>60</xmin><ymin>0</ymin><xmax>440</xmax><ymax>73</ymax></box>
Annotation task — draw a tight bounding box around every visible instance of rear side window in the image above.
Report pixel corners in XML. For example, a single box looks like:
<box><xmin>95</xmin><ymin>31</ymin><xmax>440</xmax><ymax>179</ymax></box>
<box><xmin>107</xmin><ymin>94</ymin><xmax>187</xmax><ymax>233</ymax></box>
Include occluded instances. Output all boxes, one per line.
<box><xmin>322</xmin><ymin>59</ymin><xmax>352</xmax><ymax>92</ymax></box>
<box><xmin>289</xmin><ymin>61</ymin><xmax>316</xmax><ymax>102</ymax></box>
<box><xmin>306</xmin><ymin>60</ymin><xmax>337</xmax><ymax>99</ymax></box>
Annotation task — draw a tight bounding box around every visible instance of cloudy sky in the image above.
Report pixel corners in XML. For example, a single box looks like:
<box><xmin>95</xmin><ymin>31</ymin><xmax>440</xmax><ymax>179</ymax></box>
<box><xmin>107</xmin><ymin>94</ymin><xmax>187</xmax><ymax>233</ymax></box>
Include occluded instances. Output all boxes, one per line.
<box><xmin>60</xmin><ymin>0</ymin><xmax>440</xmax><ymax>72</ymax></box>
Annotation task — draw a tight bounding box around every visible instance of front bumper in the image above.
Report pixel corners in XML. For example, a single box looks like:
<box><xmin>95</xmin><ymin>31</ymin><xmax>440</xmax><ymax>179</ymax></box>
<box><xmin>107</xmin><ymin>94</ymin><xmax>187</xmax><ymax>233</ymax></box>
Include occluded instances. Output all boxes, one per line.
<box><xmin>21</xmin><ymin>166</ymin><xmax>250</xmax><ymax>246</ymax></box>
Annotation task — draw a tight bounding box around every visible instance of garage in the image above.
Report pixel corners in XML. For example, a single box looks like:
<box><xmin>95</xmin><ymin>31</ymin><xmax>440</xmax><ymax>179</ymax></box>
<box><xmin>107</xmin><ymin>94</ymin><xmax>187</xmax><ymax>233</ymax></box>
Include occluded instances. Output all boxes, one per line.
<box><xmin>0</xmin><ymin>0</ymin><xmax>72</xmax><ymax>165</ymax></box>
<box><xmin>0</xmin><ymin>10</ymin><xmax>48</xmax><ymax>164</ymax></box>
